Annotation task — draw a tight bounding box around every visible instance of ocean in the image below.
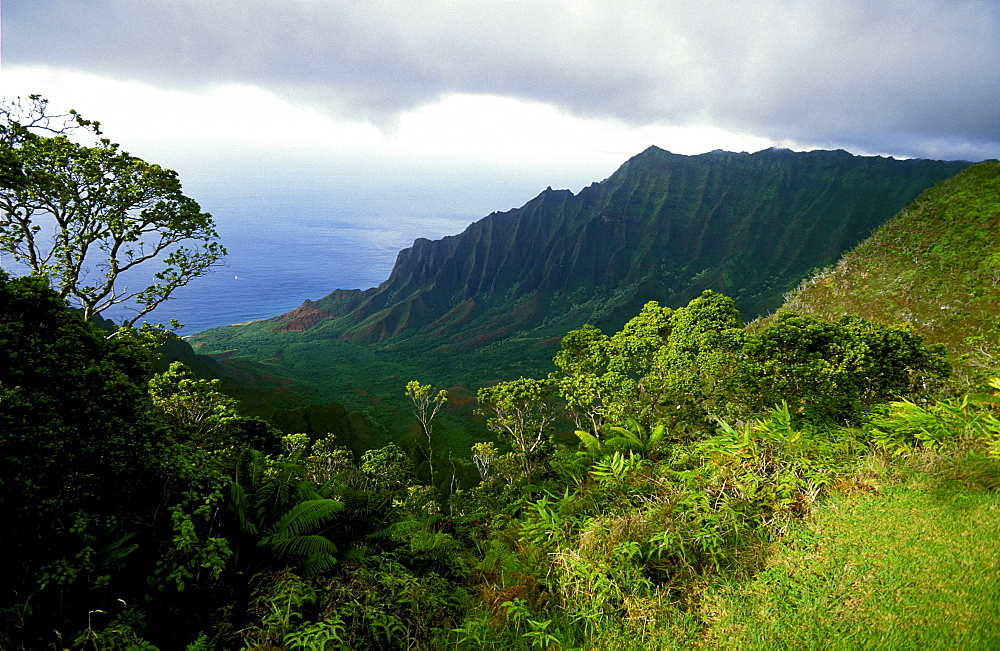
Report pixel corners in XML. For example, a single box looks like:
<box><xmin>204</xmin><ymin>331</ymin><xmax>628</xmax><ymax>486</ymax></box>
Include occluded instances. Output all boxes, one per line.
<box><xmin>0</xmin><ymin>151</ymin><xmax>616</xmax><ymax>334</ymax></box>
<box><xmin>118</xmin><ymin>154</ymin><xmax>609</xmax><ymax>334</ymax></box>
<box><xmin>138</xmin><ymin>188</ymin><xmax>500</xmax><ymax>333</ymax></box>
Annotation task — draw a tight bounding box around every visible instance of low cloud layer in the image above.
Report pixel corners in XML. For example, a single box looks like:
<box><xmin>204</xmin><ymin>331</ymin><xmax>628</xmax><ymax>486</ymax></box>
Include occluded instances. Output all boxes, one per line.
<box><xmin>6</xmin><ymin>0</ymin><xmax>999</xmax><ymax>160</ymax></box>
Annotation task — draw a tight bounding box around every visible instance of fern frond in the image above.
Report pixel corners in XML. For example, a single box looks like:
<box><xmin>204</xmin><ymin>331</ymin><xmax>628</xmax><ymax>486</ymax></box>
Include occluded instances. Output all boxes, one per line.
<box><xmin>294</xmin><ymin>480</ymin><xmax>323</xmax><ymax>503</ymax></box>
<box><xmin>97</xmin><ymin>531</ymin><xmax>138</xmax><ymax>566</ymax></box>
<box><xmin>299</xmin><ymin>552</ymin><xmax>338</xmax><ymax>577</ymax></box>
<box><xmin>229</xmin><ymin>482</ymin><xmax>260</xmax><ymax>535</ymax></box>
<box><xmin>263</xmin><ymin>533</ymin><xmax>339</xmax><ymax>560</ymax></box>
<box><xmin>647</xmin><ymin>424</ymin><xmax>666</xmax><ymax>451</ymax></box>
<box><xmin>607</xmin><ymin>426</ymin><xmax>642</xmax><ymax>446</ymax></box>
<box><xmin>339</xmin><ymin>546</ymin><xmax>370</xmax><ymax>565</ymax></box>
<box><xmin>372</xmin><ymin>519</ymin><xmax>424</xmax><ymax>542</ymax></box>
<box><xmin>266</xmin><ymin>498</ymin><xmax>344</xmax><ymax>540</ymax></box>
<box><xmin>574</xmin><ymin>429</ymin><xmax>604</xmax><ymax>453</ymax></box>
<box><xmin>604</xmin><ymin>436</ymin><xmax>643</xmax><ymax>453</ymax></box>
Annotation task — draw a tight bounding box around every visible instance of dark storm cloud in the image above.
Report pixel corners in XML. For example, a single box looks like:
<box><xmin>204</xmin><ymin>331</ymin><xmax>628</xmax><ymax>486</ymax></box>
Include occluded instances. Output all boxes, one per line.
<box><xmin>5</xmin><ymin>0</ymin><xmax>999</xmax><ymax>159</ymax></box>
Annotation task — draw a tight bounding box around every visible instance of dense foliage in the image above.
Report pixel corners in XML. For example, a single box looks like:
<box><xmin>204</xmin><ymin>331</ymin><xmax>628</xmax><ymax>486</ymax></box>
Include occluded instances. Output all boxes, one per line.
<box><xmin>2</xmin><ymin>111</ymin><xmax>997</xmax><ymax>647</ymax></box>
<box><xmin>6</xmin><ymin>268</ymin><xmax>997</xmax><ymax>648</ymax></box>
<box><xmin>0</xmin><ymin>272</ymin><xmax>164</xmax><ymax>646</ymax></box>
<box><xmin>549</xmin><ymin>291</ymin><xmax>947</xmax><ymax>435</ymax></box>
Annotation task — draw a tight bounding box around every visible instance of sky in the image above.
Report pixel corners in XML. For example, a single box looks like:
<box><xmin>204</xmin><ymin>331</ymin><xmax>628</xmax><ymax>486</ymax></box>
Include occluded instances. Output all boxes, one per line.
<box><xmin>2</xmin><ymin>0</ymin><xmax>998</xmax><ymax>187</ymax></box>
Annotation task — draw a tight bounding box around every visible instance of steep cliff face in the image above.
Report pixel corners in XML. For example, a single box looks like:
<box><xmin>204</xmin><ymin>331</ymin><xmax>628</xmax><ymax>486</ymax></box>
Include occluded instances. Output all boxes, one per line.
<box><xmin>277</xmin><ymin>147</ymin><xmax>967</xmax><ymax>350</ymax></box>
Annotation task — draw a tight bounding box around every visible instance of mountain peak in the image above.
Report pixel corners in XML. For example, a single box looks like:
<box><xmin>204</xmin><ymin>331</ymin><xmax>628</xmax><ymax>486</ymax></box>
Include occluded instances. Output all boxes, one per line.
<box><xmin>308</xmin><ymin>148</ymin><xmax>964</xmax><ymax>344</ymax></box>
<box><xmin>191</xmin><ymin>148</ymin><xmax>969</xmax><ymax>395</ymax></box>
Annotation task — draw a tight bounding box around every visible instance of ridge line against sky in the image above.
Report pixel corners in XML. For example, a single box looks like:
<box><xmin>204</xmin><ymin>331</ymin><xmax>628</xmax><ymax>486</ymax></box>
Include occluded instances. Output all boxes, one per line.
<box><xmin>1</xmin><ymin>0</ymin><xmax>998</xmax><ymax>175</ymax></box>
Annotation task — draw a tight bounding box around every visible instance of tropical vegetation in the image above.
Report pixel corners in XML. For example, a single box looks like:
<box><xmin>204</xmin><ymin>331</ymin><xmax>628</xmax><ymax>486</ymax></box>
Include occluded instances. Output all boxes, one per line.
<box><xmin>1</xmin><ymin>99</ymin><xmax>998</xmax><ymax>648</ymax></box>
<box><xmin>4</xmin><ymin>266</ymin><xmax>998</xmax><ymax>648</ymax></box>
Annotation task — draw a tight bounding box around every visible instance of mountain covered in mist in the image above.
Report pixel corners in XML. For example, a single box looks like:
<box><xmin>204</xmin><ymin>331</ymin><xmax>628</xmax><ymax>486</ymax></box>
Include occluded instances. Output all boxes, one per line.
<box><xmin>190</xmin><ymin>147</ymin><xmax>968</xmax><ymax>409</ymax></box>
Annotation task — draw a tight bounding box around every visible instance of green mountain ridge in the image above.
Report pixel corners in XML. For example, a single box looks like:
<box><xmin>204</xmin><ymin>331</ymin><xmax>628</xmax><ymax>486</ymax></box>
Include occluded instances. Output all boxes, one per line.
<box><xmin>9</xmin><ymin>103</ymin><xmax>1000</xmax><ymax>650</ymax></box>
<box><xmin>191</xmin><ymin>147</ymin><xmax>967</xmax><ymax>413</ymax></box>
<box><xmin>272</xmin><ymin>147</ymin><xmax>968</xmax><ymax>344</ymax></box>
<box><xmin>779</xmin><ymin>159</ymin><xmax>1000</xmax><ymax>383</ymax></box>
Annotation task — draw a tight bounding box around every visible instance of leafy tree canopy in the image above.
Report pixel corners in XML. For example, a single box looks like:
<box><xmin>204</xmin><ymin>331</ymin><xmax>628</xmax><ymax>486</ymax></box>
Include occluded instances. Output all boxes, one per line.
<box><xmin>553</xmin><ymin>290</ymin><xmax>949</xmax><ymax>436</ymax></box>
<box><xmin>0</xmin><ymin>270</ymin><xmax>161</xmax><ymax>516</ymax></box>
<box><xmin>738</xmin><ymin>311</ymin><xmax>950</xmax><ymax>422</ymax></box>
<box><xmin>0</xmin><ymin>95</ymin><xmax>225</xmax><ymax>326</ymax></box>
<box><xmin>477</xmin><ymin>377</ymin><xmax>557</xmax><ymax>481</ymax></box>
<box><xmin>0</xmin><ymin>270</ymin><xmax>168</xmax><ymax>646</ymax></box>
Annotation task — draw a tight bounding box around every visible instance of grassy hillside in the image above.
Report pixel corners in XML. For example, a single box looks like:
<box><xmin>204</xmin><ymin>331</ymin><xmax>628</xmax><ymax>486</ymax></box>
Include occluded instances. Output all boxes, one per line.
<box><xmin>782</xmin><ymin>160</ymin><xmax>1000</xmax><ymax>385</ymax></box>
<box><xmin>698</xmin><ymin>464</ymin><xmax>1000</xmax><ymax>648</ymax></box>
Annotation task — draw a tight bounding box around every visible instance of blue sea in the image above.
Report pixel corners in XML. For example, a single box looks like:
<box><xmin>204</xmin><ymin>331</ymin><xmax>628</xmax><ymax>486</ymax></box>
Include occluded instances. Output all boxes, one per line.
<box><xmin>139</xmin><ymin>183</ymin><xmax>480</xmax><ymax>334</ymax></box>
<box><xmin>100</xmin><ymin>153</ymin><xmax>612</xmax><ymax>334</ymax></box>
<box><xmin>0</xmin><ymin>150</ymin><xmax>616</xmax><ymax>334</ymax></box>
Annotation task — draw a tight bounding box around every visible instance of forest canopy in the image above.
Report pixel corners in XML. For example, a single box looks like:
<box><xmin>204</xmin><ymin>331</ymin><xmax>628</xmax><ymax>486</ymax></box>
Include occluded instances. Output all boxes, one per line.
<box><xmin>3</xmin><ymin>244</ymin><xmax>999</xmax><ymax>649</ymax></box>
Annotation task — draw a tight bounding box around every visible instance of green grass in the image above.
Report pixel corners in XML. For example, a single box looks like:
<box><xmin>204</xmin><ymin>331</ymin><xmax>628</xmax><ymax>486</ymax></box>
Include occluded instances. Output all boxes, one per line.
<box><xmin>699</xmin><ymin>455</ymin><xmax>1000</xmax><ymax>649</ymax></box>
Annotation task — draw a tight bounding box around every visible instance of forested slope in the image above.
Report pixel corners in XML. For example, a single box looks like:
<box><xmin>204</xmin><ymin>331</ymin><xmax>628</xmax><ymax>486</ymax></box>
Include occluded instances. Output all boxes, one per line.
<box><xmin>302</xmin><ymin>147</ymin><xmax>966</xmax><ymax>344</ymax></box>
<box><xmin>5</xmin><ymin>147</ymin><xmax>999</xmax><ymax>649</ymax></box>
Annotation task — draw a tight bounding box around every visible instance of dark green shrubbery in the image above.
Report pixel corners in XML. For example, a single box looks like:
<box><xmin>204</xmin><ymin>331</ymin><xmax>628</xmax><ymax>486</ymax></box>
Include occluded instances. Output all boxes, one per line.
<box><xmin>3</xmin><ymin>272</ymin><xmax>994</xmax><ymax>649</ymax></box>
